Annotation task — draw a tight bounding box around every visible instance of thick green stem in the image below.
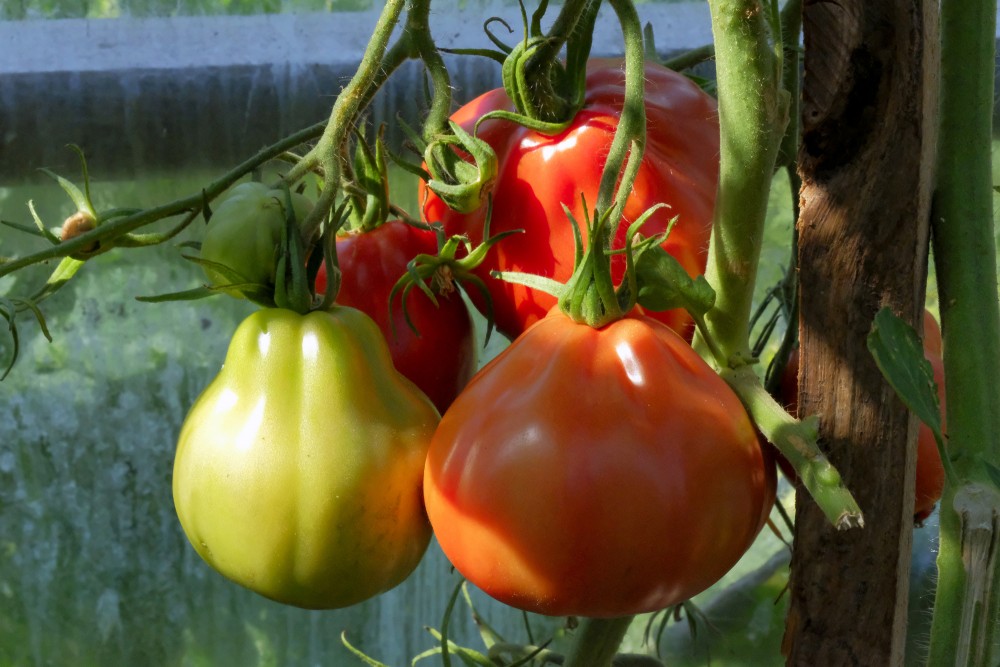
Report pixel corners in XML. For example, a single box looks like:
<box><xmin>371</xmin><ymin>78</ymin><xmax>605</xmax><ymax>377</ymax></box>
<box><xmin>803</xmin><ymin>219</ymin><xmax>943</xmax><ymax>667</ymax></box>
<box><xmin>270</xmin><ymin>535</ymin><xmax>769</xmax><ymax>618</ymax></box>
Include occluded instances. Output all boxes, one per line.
<box><xmin>701</xmin><ymin>0</ymin><xmax>788</xmax><ymax>366</ymax></box>
<box><xmin>563</xmin><ymin>617</ymin><xmax>634</xmax><ymax>667</ymax></box>
<box><xmin>704</xmin><ymin>0</ymin><xmax>862</xmax><ymax>528</ymax></box>
<box><xmin>928</xmin><ymin>0</ymin><xmax>1000</xmax><ymax>662</ymax></box>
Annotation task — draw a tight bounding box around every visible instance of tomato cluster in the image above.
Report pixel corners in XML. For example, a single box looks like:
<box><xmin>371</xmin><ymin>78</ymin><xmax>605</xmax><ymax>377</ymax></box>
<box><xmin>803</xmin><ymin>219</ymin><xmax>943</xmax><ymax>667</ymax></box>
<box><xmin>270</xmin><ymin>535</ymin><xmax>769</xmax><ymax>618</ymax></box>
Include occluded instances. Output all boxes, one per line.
<box><xmin>173</xmin><ymin>59</ymin><xmax>780</xmax><ymax>617</ymax></box>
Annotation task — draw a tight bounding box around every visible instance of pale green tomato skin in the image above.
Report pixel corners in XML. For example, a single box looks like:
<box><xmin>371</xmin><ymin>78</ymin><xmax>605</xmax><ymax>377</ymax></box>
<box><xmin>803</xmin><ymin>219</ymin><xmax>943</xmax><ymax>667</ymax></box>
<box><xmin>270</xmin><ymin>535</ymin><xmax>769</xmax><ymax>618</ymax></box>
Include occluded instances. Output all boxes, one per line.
<box><xmin>173</xmin><ymin>306</ymin><xmax>439</xmax><ymax>609</ymax></box>
<box><xmin>200</xmin><ymin>182</ymin><xmax>313</xmax><ymax>297</ymax></box>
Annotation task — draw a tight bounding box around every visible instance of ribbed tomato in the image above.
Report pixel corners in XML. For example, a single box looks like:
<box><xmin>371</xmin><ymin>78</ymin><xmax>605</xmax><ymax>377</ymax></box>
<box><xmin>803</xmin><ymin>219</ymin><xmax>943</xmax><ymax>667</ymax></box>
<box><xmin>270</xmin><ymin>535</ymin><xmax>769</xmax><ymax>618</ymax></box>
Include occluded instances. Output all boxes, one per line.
<box><xmin>420</xmin><ymin>60</ymin><xmax>719</xmax><ymax>340</ymax></box>
<box><xmin>424</xmin><ymin>309</ymin><xmax>775</xmax><ymax>617</ymax></box>
<box><xmin>173</xmin><ymin>307</ymin><xmax>439</xmax><ymax>609</ymax></box>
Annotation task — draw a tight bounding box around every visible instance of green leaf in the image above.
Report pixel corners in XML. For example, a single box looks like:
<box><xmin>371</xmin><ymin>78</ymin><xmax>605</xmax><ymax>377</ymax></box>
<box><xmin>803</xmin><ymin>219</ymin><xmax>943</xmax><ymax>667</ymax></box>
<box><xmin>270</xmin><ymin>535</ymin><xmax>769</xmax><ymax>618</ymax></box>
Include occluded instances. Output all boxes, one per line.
<box><xmin>634</xmin><ymin>245</ymin><xmax>716</xmax><ymax>316</ymax></box>
<box><xmin>866</xmin><ymin>307</ymin><xmax>943</xmax><ymax>439</ymax></box>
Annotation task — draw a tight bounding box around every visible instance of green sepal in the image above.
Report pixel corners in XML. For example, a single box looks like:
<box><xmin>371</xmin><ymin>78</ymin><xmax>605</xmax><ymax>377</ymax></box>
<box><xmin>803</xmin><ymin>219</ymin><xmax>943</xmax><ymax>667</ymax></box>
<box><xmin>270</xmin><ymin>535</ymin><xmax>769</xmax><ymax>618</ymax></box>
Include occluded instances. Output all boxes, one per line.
<box><xmin>439</xmin><ymin>46</ymin><xmax>508</xmax><ymax>65</ymax></box>
<box><xmin>346</xmin><ymin>127</ymin><xmax>391</xmax><ymax>233</ymax></box>
<box><xmin>489</xmin><ymin>270</ymin><xmax>566</xmax><ymax>299</ymax></box>
<box><xmin>387</xmin><ymin>210</ymin><xmax>516</xmax><ymax>345</ymax></box>
<box><xmin>635</xmin><ymin>245</ymin><xmax>716</xmax><ymax>317</ymax></box>
<box><xmin>482</xmin><ymin>16</ymin><xmax>516</xmax><ymax>53</ymax></box>
<box><xmin>424</xmin><ymin>121</ymin><xmax>498</xmax><ymax>214</ymax></box>
<box><xmin>273</xmin><ymin>185</ymin><xmax>313</xmax><ymax>314</ymax></box>
<box><xmin>180</xmin><ymin>254</ymin><xmax>274</xmax><ymax>307</ymax></box>
<box><xmin>474</xmin><ymin>108</ymin><xmax>572</xmax><ymax>137</ymax></box>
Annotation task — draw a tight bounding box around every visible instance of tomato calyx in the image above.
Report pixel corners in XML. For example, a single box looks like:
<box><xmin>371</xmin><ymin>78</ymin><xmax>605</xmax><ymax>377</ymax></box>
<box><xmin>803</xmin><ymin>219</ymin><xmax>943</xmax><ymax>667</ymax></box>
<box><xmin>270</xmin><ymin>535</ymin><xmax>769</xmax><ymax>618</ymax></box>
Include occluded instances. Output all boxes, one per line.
<box><xmin>482</xmin><ymin>0</ymin><xmax>598</xmax><ymax>130</ymax></box>
<box><xmin>343</xmin><ymin>128</ymin><xmax>392</xmax><ymax>234</ymax></box>
<box><xmin>422</xmin><ymin>122</ymin><xmax>498</xmax><ymax>215</ymax></box>
<box><xmin>390</xmin><ymin>206</ymin><xmax>519</xmax><ymax>343</ymax></box>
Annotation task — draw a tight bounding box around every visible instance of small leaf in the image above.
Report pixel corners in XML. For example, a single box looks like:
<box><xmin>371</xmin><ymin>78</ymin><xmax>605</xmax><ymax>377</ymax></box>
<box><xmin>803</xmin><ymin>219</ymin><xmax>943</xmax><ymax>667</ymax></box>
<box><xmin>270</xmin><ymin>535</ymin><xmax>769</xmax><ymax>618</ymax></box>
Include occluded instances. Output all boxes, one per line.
<box><xmin>635</xmin><ymin>245</ymin><xmax>716</xmax><ymax>316</ymax></box>
<box><xmin>867</xmin><ymin>307</ymin><xmax>943</xmax><ymax>440</ymax></box>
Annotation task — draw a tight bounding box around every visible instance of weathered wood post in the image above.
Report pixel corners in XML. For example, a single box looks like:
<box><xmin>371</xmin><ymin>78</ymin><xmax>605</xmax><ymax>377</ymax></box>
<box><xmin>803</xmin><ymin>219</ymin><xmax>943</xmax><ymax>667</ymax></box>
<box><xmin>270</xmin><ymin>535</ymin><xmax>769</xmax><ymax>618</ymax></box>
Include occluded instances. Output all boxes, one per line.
<box><xmin>783</xmin><ymin>0</ymin><xmax>939</xmax><ymax>664</ymax></box>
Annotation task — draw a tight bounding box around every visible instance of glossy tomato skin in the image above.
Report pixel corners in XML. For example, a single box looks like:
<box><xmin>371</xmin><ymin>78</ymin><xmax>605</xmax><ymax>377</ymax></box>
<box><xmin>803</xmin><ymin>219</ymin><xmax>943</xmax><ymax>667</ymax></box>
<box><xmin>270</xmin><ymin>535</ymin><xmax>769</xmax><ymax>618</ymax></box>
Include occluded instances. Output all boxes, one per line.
<box><xmin>420</xmin><ymin>61</ymin><xmax>719</xmax><ymax>340</ymax></box>
<box><xmin>200</xmin><ymin>182</ymin><xmax>312</xmax><ymax>298</ymax></box>
<box><xmin>173</xmin><ymin>307</ymin><xmax>440</xmax><ymax>609</ymax></box>
<box><xmin>776</xmin><ymin>313</ymin><xmax>946</xmax><ymax>522</ymax></box>
<box><xmin>425</xmin><ymin>310</ymin><xmax>776</xmax><ymax>618</ymax></box>
<box><xmin>315</xmin><ymin>221</ymin><xmax>477</xmax><ymax>413</ymax></box>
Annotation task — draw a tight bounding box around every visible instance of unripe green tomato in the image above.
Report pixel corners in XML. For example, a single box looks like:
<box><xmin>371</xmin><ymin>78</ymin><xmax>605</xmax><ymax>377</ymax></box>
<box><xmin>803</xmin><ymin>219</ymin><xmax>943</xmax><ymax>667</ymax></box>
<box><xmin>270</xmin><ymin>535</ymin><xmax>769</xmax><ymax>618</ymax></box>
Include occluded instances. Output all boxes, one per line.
<box><xmin>173</xmin><ymin>306</ymin><xmax>439</xmax><ymax>609</ymax></box>
<box><xmin>200</xmin><ymin>182</ymin><xmax>313</xmax><ymax>298</ymax></box>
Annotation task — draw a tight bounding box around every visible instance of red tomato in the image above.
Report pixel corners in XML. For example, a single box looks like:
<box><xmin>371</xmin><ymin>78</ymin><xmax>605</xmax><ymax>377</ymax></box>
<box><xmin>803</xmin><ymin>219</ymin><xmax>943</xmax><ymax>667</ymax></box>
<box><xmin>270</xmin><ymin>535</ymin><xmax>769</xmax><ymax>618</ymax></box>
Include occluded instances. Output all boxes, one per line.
<box><xmin>914</xmin><ymin>352</ymin><xmax>946</xmax><ymax>522</ymax></box>
<box><xmin>315</xmin><ymin>222</ymin><xmax>477</xmax><ymax>413</ymax></box>
<box><xmin>776</xmin><ymin>312</ymin><xmax>946</xmax><ymax>522</ymax></box>
<box><xmin>420</xmin><ymin>60</ymin><xmax>719</xmax><ymax>340</ymax></box>
<box><xmin>923</xmin><ymin>308</ymin><xmax>942</xmax><ymax>358</ymax></box>
<box><xmin>424</xmin><ymin>310</ymin><xmax>776</xmax><ymax>617</ymax></box>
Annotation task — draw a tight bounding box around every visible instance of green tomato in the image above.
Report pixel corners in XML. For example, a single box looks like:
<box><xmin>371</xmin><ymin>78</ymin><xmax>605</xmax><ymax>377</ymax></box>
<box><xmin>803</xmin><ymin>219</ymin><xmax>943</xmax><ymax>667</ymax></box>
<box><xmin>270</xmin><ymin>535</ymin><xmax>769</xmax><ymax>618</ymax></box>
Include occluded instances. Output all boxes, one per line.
<box><xmin>173</xmin><ymin>306</ymin><xmax>439</xmax><ymax>609</ymax></box>
<box><xmin>200</xmin><ymin>182</ymin><xmax>313</xmax><ymax>299</ymax></box>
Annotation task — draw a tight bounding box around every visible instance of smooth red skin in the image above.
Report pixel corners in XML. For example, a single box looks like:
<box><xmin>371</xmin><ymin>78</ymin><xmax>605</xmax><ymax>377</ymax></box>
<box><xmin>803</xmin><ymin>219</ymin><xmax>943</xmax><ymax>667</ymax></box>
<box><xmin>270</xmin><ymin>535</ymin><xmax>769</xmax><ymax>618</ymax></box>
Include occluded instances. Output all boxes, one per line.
<box><xmin>424</xmin><ymin>310</ymin><xmax>776</xmax><ymax>618</ymax></box>
<box><xmin>420</xmin><ymin>61</ymin><xmax>719</xmax><ymax>341</ymax></box>
<box><xmin>315</xmin><ymin>222</ymin><xmax>476</xmax><ymax>413</ymax></box>
<box><xmin>776</xmin><ymin>316</ymin><xmax>946</xmax><ymax>522</ymax></box>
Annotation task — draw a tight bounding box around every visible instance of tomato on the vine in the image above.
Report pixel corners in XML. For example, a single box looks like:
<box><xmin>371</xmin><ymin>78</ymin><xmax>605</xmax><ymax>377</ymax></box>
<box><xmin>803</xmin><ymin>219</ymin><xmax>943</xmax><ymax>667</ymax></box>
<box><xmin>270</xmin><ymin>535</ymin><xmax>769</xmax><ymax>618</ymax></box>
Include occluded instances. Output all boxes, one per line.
<box><xmin>424</xmin><ymin>309</ymin><xmax>776</xmax><ymax>618</ymax></box>
<box><xmin>777</xmin><ymin>311</ymin><xmax>946</xmax><ymax>522</ymax></box>
<box><xmin>173</xmin><ymin>307</ymin><xmax>439</xmax><ymax>609</ymax></box>
<box><xmin>315</xmin><ymin>221</ymin><xmax>477</xmax><ymax>413</ymax></box>
<box><xmin>420</xmin><ymin>60</ymin><xmax>719</xmax><ymax>340</ymax></box>
<box><xmin>200</xmin><ymin>182</ymin><xmax>313</xmax><ymax>298</ymax></box>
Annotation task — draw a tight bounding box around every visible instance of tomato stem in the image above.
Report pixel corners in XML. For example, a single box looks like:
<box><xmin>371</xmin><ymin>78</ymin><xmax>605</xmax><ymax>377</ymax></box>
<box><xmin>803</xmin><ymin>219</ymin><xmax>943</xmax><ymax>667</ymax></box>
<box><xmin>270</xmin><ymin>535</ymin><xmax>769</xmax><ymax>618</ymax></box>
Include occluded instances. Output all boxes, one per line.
<box><xmin>698</xmin><ymin>0</ymin><xmax>788</xmax><ymax>366</ymax></box>
<box><xmin>563</xmin><ymin>616</ymin><xmax>634</xmax><ymax>667</ymax></box>
<box><xmin>723</xmin><ymin>365</ymin><xmax>864</xmax><ymax>529</ymax></box>
<box><xmin>594</xmin><ymin>0</ymin><xmax>646</xmax><ymax>225</ymax></box>
<box><xmin>285</xmin><ymin>0</ymin><xmax>407</xmax><ymax>244</ymax></box>
<box><xmin>928</xmin><ymin>0</ymin><xmax>1000</xmax><ymax>659</ymax></box>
